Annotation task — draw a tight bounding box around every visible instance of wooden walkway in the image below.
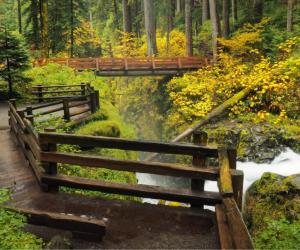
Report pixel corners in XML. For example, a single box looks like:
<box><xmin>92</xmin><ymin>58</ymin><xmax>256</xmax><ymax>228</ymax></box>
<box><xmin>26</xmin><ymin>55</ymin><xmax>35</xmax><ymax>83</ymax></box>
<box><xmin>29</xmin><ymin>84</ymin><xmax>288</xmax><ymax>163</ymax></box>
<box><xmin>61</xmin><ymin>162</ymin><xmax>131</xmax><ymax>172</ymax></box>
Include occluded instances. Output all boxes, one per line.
<box><xmin>0</xmin><ymin>110</ymin><xmax>220</xmax><ymax>248</ymax></box>
<box><xmin>35</xmin><ymin>57</ymin><xmax>209</xmax><ymax>76</ymax></box>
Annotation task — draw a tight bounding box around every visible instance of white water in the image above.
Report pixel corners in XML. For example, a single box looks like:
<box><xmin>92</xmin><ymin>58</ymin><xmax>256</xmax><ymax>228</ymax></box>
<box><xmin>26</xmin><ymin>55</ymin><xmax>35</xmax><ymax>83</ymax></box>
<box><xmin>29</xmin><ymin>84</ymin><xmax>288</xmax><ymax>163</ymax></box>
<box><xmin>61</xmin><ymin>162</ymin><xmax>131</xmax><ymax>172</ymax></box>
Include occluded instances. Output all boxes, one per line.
<box><xmin>137</xmin><ymin>148</ymin><xmax>300</xmax><ymax>205</ymax></box>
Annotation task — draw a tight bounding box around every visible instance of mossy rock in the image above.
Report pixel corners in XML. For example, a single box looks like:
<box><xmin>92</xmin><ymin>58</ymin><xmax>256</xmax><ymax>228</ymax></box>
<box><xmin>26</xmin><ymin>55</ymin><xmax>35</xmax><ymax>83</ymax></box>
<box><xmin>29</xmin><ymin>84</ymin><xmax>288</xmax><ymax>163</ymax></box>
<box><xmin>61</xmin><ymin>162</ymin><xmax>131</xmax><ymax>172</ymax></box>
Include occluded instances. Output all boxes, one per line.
<box><xmin>76</xmin><ymin>120</ymin><xmax>121</xmax><ymax>137</ymax></box>
<box><xmin>244</xmin><ymin>172</ymin><xmax>300</xmax><ymax>249</ymax></box>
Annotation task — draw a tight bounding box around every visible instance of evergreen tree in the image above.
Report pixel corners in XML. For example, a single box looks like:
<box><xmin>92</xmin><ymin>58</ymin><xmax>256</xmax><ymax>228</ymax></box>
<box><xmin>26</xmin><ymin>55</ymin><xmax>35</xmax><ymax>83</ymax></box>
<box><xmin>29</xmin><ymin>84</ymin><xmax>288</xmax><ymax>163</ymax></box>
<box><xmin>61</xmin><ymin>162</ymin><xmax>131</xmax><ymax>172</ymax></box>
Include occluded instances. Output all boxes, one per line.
<box><xmin>0</xmin><ymin>28</ymin><xmax>30</xmax><ymax>98</ymax></box>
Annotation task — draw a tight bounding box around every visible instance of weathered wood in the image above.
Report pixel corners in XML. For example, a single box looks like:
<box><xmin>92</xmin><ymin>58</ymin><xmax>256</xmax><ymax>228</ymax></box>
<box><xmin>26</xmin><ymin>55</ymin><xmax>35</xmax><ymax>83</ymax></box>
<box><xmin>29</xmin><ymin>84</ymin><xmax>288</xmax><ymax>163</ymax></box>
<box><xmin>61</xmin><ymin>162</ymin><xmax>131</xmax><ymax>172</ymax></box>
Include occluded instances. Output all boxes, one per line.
<box><xmin>41</xmin><ymin>174</ymin><xmax>222</xmax><ymax>206</ymax></box>
<box><xmin>32</xmin><ymin>95</ymin><xmax>83</xmax><ymax>101</ymax></box>
<box><xmin>232</xmin><ymin>172</ymin><xmax>244</xmax><ymax>210</ymax></box>
<box><xmin>38</xmin><ymin>132</ymin><xmax>218</xmax><ymax>156</ymax></box>
<box><xmin>70</xmin><ymin>107</ymin><xmax>91</xmax><ymax>117</ymax></box>
<box><xmin>38</xmin><ymin>106</ymin><xmax>63</xmax><ymax>116</ymax></box>
<box><xmin>30</xmin><ymin>100</ymin><xmax>63</xmax><ymax>111</ymax></box>
<box><xmin>26</xmin><ymin>106</ymin><xmax>34</xmax><ymax>123</ymax></box>
<box><xmin>8</xmin><ymin>103</ymin><xmax>26</xmax><ymax>131</ymax></box>
<box><xmin>32</xmin><ymin>84</ymin><xmax>85</xmax><ymax>88</ymax></box>
<box><xmin>40</xmin><ymin>151</ymin><xmax>220</xmax><ymax>180</ymax></box>
<box><xmin>5</xmin><ymin>206</ymin><xmax>106</xmax><ymax>241</ymax></box>
<box><xmin>32</xmin><ymin>90</ymin><xmax>82</xmax><ymax>94</ymax></box>
<box><xmin>218</xmin><ymin>149</ymin><xmax>233</xmax><ymax>197</ymax></box>
<box><xmin>215</xmin><ymin>204</ymin><xmax>234</xmax><ymax>249</ymax></box>
<box><xmin>223</xmin><ymin>198</ymin><xmax>254</xmax><ymax>249</ymax></box>
<box><xmin>63</xmin><ymin>100</ymin><xmax>70</xmax><ymax>121</ymax></box>
<box><xmin>37</xmin><ymin>85</ymin><xmax>43</xmax><ymax>103</ymax></box>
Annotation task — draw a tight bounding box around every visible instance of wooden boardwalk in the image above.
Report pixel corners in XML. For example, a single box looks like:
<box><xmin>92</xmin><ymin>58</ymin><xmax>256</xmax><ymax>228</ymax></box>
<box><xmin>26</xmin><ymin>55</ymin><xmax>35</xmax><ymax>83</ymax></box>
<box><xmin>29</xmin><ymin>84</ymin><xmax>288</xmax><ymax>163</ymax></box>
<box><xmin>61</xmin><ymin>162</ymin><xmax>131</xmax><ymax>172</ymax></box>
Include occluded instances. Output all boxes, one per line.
<box><xmin>0</xmin><ymin>110</ymin><xmax>220</xmax><ymax>248</ymax></box>
<box><xmin>35</xmin><ymin>57</ymin><xmax>209</xmax><ymax>76</ymax></box>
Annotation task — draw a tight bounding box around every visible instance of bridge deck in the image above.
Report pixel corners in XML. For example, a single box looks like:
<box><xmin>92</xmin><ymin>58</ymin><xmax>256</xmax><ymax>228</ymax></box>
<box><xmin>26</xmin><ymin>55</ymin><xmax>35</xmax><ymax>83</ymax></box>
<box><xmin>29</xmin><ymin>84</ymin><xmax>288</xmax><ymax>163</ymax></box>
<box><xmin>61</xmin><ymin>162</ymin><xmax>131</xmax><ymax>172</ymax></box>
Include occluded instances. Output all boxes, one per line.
<box><xmin>0</xmin><ymin>103</ymin><xmax>220</xmax><ymax>249</ymax></box>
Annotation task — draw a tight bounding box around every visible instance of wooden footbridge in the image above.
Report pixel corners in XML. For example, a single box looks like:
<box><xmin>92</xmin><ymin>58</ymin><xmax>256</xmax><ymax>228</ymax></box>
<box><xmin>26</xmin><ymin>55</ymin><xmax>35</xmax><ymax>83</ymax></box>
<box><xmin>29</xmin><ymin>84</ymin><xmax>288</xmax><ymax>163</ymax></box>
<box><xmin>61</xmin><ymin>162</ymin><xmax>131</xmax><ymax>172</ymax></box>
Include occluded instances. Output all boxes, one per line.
<box><xmin>35</xmin><ymin>57</ymin><xmax>209</xmax><ymax>76</ymax></box>
<box><xmin>0</xmin><ymin>84</ymin><xmax>253</xmax><ymax>249</ymax></box>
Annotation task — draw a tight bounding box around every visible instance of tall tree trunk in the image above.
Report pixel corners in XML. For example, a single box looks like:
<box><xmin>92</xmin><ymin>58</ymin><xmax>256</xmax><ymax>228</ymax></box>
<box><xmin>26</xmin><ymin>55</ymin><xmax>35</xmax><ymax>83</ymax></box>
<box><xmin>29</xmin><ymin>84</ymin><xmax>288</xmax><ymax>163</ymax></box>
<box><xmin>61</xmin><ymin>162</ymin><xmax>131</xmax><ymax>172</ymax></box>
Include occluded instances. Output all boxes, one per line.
<box><xmin>31</xmin><ymin>0</ymin><xmax>39</xmax><ymax>49</ymax></box>
<box><xmin>176</xmin><ymin>0</ymin><xmax>181</xmax><ymax>13</ymax></box>
<box><xmin>122</xmin><ymin>0</ymin><xmax>132</xmax><ymax>32</ymax></box>
<box><xmin>222</xmin><ymin>0</ymin><xmax>230</xmax><ymax>37</ymax></box>
<box><xmin>185</xmin><ymin>0</ymin><xmax>193</xmax><ymax>56</ymax></box>
<box><xmin>40</xmin><ymin>0</ymin><xmax>49</xmax><ymax>58</ymax></box>
<box><xmin>70</xmin><ymin>0</ymin><xmax>74</xmax><ymax>57</ymax></box>
<box><xmin>252</xmin><ymin>0</ymin><xmax>263</xmax><ymax>23</ymax></box>
<box><xmin>144</xmin><ymin>0</ymin><xmax>158</xmax><ymax>56</ymax></box>
<box><xmin>231</xmin><ymin>0</ymin><xmax>237</xmax><ymax>25</ymax></box>
<box><xmin>17</xmin><ymin>0</ymin><xmax>22</xmax><ymax>34</ymax></box>
<box><xmin>287</xmin><ymin>0</ymin><xmax>294</xmax><ymax>32</ymax></box>
<box><xmin>202</xmin><ymin>0</ymin><xmax>209</xmax><ymax>23</ymax></box>
<box><xmin>209</xmin><ymin>0</ymin><xmax>220</xmax><ymax>63</ymax></box>
<box><xmin>167</xmin><ymin>0</ymin><xmax>175</xmax><ymax>53</ymax></box>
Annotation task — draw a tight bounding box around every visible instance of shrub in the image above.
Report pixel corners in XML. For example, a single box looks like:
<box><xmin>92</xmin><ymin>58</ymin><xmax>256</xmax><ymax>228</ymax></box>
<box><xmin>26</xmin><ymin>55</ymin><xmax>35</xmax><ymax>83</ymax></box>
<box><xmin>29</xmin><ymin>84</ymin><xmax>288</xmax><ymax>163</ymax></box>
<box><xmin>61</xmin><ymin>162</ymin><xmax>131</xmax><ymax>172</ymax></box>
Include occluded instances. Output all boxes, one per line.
<box><xmin>76</xmin><ymin>120</ymin><xmax>121</xmax><ymax>137</ymax></box>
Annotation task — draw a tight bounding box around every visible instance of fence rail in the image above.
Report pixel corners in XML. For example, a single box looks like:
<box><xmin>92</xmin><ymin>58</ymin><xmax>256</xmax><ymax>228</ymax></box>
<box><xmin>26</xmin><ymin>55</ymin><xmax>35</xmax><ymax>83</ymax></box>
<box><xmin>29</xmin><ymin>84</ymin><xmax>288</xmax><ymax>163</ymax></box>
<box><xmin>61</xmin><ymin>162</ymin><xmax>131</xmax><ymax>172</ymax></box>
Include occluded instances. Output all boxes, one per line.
<box><xmin>7</xmin><ymin>90</ymin><xmax>253</xmax><ymax>248</ymax></box>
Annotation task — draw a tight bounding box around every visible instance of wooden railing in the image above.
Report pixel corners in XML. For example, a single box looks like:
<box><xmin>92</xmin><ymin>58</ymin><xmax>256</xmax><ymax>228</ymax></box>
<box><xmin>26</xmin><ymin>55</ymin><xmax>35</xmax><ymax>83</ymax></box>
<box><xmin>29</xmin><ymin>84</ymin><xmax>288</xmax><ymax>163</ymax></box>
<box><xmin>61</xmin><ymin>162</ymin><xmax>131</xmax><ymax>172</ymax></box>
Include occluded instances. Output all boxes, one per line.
<box><xmin>8</xmin><ymin>98</ymin><xmax>253</xmax><ymax>249</ymax></box>
<box><xmin>34</xmin><ymin>57</ymin><xmax>209</xmax><ymax>72</ymax></box>
<box><xmin>19</xmin><ymin>83</ymin><xmax>99</xmax><ymax>122</ymax></box>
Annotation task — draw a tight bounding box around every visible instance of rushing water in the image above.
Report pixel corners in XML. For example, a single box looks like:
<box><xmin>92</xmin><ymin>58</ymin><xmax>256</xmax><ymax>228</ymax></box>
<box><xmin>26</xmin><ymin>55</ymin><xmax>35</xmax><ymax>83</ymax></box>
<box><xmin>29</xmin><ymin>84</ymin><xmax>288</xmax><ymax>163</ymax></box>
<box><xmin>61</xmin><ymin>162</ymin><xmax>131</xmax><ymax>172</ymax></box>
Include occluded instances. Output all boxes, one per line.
<box><xmin>137</xmin><ymin>148</ymin><xmax>300</xmax><ymax>205</ymax></box>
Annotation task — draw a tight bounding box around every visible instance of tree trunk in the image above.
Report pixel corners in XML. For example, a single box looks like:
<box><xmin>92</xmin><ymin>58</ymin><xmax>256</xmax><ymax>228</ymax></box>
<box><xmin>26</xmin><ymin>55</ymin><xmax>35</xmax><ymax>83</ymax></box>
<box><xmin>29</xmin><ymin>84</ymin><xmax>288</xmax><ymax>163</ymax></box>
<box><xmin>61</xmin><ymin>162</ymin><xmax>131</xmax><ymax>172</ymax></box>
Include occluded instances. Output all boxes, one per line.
<box><xmin>185</xmin><ymin>0</ymin><xmax>193</xmax><ymax>56</ymax></box>
<box><xmin>176</xmin><ymin>0</ymin><xmax>181</xmax><ymax>13</ymax></box>
<box><xmin>252</xmin><ymin>0</ymin><xmax>263</xmax><ymax>23</ymax></box>
<box><xmin>122</xmin><ymin>0</ymin><xmax>132</xmax><ymax>33</ymax></box>
<box><xmin>17</xmin><ymin>0</ymin><xmax>22</xmax><ymax>34</ymax></box>
<box><xmin>202</xmin><ymin>0</ymin><xmax>209</xmax><ymax>23</ymax></box>
<box><xmin>287</xmin><ymin>0</ymin><xmax>294</xmax><ymax>32</ymax></box>
<box><xmin>167</xmin><ymin>0</ymin><xmax>175</xmax><ymax>53</ymax></box>
<box><xmin>209</xmin><ymin>0</ymin><xmax>220</xmax><ymax>63</ymax></box>
<box><xmin>70</xmin><ymin>0</ymin><xmax>74</xmax><ymax>57</ymax></box>
<box><xmin>32</xmin><ymin>0</ymin><xmax>39</xmax><ymax>49</ymax></box>
<box><xmin>231</xmin><ymin>0</ymin><xmax>237</xmax><ymax>25</ymax></box>
<box><xmin>144</xmin><ymin>0</ymin><xmax>158</xmax><ymax>56</ymax></box>
<box><xmin>222</xmin><ymin>0</ymin><xmax>230</xmax><ymax>37</ymax></box>
<box><xmin>40</xmin><ymin>0</ymin><xmax>49</xmax><ymax>58</ymax></box>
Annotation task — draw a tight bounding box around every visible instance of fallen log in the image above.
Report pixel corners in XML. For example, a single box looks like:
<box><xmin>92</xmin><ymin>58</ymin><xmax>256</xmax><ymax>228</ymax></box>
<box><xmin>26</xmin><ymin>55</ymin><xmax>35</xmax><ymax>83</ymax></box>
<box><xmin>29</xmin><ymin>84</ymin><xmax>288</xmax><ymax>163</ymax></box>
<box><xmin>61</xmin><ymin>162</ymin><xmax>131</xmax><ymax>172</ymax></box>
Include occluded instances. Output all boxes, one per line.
<box><xmin>145</xmin><ymin>86</ymin><xmax>252</xmax><ymax>161</ymax></box>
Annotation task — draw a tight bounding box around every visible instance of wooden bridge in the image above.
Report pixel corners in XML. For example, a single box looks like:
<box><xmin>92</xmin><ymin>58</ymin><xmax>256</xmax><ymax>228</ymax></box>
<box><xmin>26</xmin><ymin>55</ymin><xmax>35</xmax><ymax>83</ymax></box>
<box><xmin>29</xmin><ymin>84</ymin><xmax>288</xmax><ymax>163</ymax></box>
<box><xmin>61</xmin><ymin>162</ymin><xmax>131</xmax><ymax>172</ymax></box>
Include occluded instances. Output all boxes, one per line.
<box><xmin>0</xmin><ymin>84</ymin><xmax>253</xmax><ymax>249</ymax></box>
<box><xmin>35</xmin><ymin>57</ymin><xmax>209</xmax><ymax>76</ymax></box>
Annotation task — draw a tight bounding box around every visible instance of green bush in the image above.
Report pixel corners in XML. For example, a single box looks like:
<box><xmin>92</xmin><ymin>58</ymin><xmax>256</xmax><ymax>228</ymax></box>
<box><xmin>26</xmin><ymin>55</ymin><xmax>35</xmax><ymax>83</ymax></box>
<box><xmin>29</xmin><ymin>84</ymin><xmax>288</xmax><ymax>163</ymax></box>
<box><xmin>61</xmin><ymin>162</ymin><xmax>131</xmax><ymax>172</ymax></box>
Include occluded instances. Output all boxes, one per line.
<box><xmin>76</xmin><ymin>120</ymin><xmax>121</xmax><ymax>137</ymax></box>
<box><xmin>0</xmin><ymin>189</ymin><xmax>43</xmax><ymax>249</ymax></box>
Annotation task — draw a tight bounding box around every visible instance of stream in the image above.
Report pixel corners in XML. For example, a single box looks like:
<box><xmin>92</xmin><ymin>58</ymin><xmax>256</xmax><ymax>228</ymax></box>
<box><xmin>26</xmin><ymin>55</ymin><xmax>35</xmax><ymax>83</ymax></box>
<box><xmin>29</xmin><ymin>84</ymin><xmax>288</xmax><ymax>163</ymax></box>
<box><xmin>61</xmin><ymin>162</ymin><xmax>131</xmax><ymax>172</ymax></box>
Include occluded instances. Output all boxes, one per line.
<box><xmin>137</xmin><ymin>148</ymin><xmax>300</xmax><ymax>205</ymax></box>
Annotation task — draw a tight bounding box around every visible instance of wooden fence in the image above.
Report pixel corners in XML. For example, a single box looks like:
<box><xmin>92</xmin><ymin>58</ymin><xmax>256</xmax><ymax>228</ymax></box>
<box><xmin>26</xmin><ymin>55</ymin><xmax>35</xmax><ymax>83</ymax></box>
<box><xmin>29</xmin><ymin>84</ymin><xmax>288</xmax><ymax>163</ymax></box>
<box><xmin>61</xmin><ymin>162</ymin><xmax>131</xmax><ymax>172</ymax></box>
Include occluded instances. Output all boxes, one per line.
<box><xmin>19</xmin><ymin>83</ymin><xmax>99</xmax><ymax>122</ymax></box>
<box><xmin>8</xmin><ymin>96</ymin><xmax>253</xmax><ymax>248</ymax></box>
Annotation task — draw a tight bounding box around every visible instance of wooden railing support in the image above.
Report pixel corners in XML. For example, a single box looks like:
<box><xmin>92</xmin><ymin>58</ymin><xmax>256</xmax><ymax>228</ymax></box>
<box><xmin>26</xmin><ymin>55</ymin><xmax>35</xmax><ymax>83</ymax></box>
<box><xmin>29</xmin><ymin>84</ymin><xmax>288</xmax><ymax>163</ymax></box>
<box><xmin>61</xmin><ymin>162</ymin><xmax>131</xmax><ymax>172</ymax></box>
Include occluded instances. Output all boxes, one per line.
<box><xmin>80</xmin><ymin>82</ymin><xmax>86</xmax><ymax>96</ymax></box>
<box><xmin>191</xmin><ymin>130</ymin><xmax>208</xmax><ymax>208</ymax></box>
<box><xmin>90</xmin><ymin>90</ymin><xmax>97</xmax><ymax>113</ymax></box>
<box><xmin>37</xmin><ymin>85</ymin><xmax>43</xmax><ymax>103</ymax></box>
<box><xmin>26</xmin><ymin>106</ymin><xmax>34</xmax><ymax>124</ymax></box>
<box><xmin>95</xmin><ymin>90</ymin><xmax>100</xmax><ymax>110</ymax></box>
<box><xmin>63</xmin><ymin>99</ymin><xmax>70</xmax><ymax>121</ymax></box>
<box><xmin>40</xmin><ymin>127</ymin><xmax>58</xmax><ymax>192</ymax></box>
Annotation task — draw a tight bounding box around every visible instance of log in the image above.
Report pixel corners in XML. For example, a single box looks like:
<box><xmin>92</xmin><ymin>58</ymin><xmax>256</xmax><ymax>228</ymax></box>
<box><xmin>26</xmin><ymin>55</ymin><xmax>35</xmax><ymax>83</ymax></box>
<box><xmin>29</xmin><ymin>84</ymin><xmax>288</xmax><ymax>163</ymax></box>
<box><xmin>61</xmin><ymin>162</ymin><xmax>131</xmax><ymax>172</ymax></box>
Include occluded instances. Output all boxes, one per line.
<box><xmin>146</xmin><ymin>87</ymin><xmax>253</xmax><ymax>161</ymax></box>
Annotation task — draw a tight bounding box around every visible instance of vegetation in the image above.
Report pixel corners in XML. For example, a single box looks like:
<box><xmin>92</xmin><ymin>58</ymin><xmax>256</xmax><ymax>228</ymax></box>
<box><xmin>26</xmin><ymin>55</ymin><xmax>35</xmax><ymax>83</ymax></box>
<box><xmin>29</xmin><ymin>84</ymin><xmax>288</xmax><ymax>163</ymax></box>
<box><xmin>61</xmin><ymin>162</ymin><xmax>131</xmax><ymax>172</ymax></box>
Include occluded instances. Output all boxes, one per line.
<box><xmin>0</xmin><ymin>188</ymin><xmax>43</xmax><ymax>249</ymax></box>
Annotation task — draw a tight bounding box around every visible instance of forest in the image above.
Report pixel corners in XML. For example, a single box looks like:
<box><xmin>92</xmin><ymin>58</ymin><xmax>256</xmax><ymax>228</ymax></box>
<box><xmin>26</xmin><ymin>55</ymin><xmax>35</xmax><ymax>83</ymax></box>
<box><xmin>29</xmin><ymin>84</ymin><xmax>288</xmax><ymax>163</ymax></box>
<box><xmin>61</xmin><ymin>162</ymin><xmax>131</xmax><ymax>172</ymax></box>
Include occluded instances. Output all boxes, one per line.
<box><xmin>0</xmin><ymin>0</ymin><xmax>300</xmax><ymax>249</ymax></box>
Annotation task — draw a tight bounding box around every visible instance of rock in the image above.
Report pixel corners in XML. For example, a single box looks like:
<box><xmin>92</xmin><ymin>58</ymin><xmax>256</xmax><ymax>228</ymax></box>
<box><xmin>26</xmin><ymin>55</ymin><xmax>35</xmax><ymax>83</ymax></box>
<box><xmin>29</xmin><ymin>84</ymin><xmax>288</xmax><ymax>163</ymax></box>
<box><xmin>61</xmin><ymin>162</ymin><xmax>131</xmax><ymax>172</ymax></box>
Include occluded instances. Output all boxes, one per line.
<box><xmin>46</xmin><ymin>235</ymin><xmax>72</xmax><ymax>249</ymax></box>
<box><xmin>244</xmin><ymin>172</ymin><xmax>300</xmax><ymax>237</ymax></box>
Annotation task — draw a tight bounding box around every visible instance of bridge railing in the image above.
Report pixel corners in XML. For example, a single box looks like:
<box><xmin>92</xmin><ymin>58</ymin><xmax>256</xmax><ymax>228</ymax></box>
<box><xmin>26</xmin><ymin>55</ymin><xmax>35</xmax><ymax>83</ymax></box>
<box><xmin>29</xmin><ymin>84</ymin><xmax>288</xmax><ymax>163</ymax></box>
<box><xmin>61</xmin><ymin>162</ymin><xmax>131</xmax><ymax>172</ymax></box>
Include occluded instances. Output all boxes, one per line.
<box><xmin>35</xmin><ymin>57</ymin><xmax>209</xmax><ymax>71</ymax></box>
<box><xmin>8</xmin><ymin>99</ymin><xmax>253</xmax><ymax>249</ymax></box>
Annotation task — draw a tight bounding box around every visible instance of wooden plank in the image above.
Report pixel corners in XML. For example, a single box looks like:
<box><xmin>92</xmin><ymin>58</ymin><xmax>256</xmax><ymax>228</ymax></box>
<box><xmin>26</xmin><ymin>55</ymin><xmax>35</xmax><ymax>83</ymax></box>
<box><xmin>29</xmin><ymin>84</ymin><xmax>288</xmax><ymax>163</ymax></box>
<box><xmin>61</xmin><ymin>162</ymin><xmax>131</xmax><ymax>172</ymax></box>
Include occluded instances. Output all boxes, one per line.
<box><xmin>32</xmin><ymin>84</ymin><xmax>85</xmax><ymax>88</ymax></box>
<box><xmin>70</xmin><ymin>107</ymin><xmax>91</xmax><ymax>117</ymax></box>
<box><xmin>38</xmin><ymin>133</ymin><xmax>218</xmax><ymax>157</ymax></box>
<box><xmin>31</xmin><ymin>95</ymin><xmax>82</xmax><ymax>101</ymax></box>
<box><xmin>5</xmin><ymin>206</ymin><xmax>106</xmax><ymax>241</ymax></box>
<box><xmin>41</xmin><ymin>174</ymin><xmax>222</xmax><ymax>206</ymax></box>
<box><xmin>218</xmin><ymin>149</ymin><xmax>233</xmax><ymax>197</ymax></box>
<box><xmin>8</xmin><ymin>103</ymin><xmax>26</xmax><ymax>131</ymax></box>
<box><xmin>40</xmin><ymin>151</ymin><xmax>220</xmax><ymax>180</ymax></box>
<box><xmin>69</xmin><ymin>100</ymin><xmax>90</xmax><ymax>108</ymax></box>
<box><xmin>30</xmin><ymin>100</ymin><xmax>64</xmax><ymax>111</ymax></box>
<box><xmin>223</xmin><ymin>198</ymin><xmax>254</xmax><ymax>249</ymax></box>
<box><xmin>215</xmin><ymin>204</ymin><xmax>234</xmax><ymax>249</ymax></box>
<box><xmin>38</xmin><ymin>106</ymin><xmax>63</xmax><ymax>116</ymax></box>
<box><xmin>32</xmin><ymin>90</ymin><xmax>82</xmax><ymax>94</ymax></box>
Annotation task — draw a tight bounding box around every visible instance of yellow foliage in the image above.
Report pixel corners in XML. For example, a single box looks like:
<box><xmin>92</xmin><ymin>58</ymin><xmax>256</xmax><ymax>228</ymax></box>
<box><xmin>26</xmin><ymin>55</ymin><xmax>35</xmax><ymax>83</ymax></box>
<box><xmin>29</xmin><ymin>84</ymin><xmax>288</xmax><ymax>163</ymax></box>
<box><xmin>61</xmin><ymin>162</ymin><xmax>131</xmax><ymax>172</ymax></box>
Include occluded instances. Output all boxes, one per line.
<box><xmin>72</xmin><ymin>21</ymin><xmax>100</xmax><ymax>48</ymax></box>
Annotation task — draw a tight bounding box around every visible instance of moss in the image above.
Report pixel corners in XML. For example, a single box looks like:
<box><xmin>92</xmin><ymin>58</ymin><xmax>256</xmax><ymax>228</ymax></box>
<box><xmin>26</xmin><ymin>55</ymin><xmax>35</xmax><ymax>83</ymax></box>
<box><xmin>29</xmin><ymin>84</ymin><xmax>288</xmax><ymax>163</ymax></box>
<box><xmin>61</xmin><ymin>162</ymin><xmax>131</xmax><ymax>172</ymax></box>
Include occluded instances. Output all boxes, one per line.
<box><xmin>76</xmin><ymin>120</ymin><xmax>121</xmax><ymax>137</ymax></box>
<box><xmin>244</xmin><ymin>173</ymin><xmax>300</xmax><ymax>249</ymax></box>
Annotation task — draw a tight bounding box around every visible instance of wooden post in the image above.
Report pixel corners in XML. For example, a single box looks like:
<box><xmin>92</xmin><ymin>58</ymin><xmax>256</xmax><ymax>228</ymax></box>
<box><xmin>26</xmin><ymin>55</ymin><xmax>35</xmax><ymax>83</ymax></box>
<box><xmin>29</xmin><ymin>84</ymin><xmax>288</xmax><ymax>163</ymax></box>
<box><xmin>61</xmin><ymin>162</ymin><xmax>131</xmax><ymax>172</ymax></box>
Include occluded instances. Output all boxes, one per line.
<box><xmin>9</xmin><ymin>98</ymin><xmax>16</xmax><ymax>107</ymax></box>
<box><xmin>95</xmin><ymin>90</ymin><xmax>100</xmax><ymax>110</ymax></box>
<box><xmin>90</xmin><ymin>91</ymin><xmax>96</xmax><ymax>114</ymax></box>
<box><xmin>80</xmin><ymin>83</ymin><xmax>86</xmax><ymax>96</ymax></box>
<box><xmin>37</xmin><ymin>85</ymin><xmax>43</xmax><ymax>103</ymax></box>
<box><xmin>40</xmin><ymin>127</ymin><xmax>58</xmax><ymax>192</ymax></box>
<box><xmin>63</xmin><ymin>99</ymin><xmax>70</xmax><ymax>121</ymax></box>
<box><xmin>26</xmin><ymin>106</ymin><xmax>34</xmax><ymax>124</ymax></box>
<box><xmin>191</xmin><ymin>130</ymin><xmax>208</xmax><ymax>207</ymax></box>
